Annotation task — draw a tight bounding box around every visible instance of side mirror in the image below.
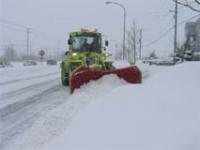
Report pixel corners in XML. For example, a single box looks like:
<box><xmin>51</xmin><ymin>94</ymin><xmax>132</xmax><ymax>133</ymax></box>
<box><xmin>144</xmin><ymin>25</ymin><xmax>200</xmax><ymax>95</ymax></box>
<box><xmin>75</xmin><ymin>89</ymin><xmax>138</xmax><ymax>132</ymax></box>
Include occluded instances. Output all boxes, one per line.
<box><xmin>65</xmin><ymin>51</ymin><xmax>68</xmax><ymax>56</ymax></box>
<box><xmin>105</xmin><ymin>40</ymin><xmax>109</xmax><ymax>46</ymax></box>
<box><xmin>68</xmin><ymin>39</ymin><xmax>72</xmax><ymax>45</ymax></box>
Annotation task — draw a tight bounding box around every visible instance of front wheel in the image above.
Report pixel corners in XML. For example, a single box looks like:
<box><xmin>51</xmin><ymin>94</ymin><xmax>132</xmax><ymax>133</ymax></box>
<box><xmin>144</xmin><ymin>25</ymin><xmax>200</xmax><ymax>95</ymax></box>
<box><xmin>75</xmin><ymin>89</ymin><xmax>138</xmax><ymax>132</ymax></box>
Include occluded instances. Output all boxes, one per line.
<box><xmin>61</xmin><ymin>69</ymin><xmax>69</xmax><ymax>86</ymax></box>
<box><xmin>105</xmin><ymin>63</ymin><xmax>115</xmax><ymax>70</ymax></box>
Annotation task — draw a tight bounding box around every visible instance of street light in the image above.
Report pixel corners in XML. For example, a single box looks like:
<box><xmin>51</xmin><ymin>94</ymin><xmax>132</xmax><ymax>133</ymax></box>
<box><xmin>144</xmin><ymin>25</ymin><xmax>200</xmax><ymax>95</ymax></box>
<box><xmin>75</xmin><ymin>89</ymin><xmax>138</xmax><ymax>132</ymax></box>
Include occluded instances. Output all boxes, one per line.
<box><xmin>105</xmin><ymin>1</ymin><xmax>126</xmax><ymax>60</ymax></box>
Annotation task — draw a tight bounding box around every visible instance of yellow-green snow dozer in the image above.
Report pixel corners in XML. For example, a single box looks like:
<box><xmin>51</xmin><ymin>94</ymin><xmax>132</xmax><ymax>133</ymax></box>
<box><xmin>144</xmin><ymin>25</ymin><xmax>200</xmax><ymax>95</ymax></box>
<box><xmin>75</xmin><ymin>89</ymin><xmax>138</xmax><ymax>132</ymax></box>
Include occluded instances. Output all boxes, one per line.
<box><xmin>60</xmin><ymin>29</ymin><xmax>142</xmax><ymax>93</ymax></box>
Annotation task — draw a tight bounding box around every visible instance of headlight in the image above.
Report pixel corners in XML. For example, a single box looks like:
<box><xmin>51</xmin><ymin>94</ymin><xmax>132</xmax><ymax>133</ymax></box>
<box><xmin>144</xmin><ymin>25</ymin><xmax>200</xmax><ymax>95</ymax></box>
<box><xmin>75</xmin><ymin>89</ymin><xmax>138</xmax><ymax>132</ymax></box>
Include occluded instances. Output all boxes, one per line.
<box><xmin>72</xmin><ymin>53</ymin><xmax>77</xmax><ymax>56</ymax></box>
<box><xmin>105</xmin><ymin>53</ymin><xmax>112</xmax><ymax>57</ymax></box>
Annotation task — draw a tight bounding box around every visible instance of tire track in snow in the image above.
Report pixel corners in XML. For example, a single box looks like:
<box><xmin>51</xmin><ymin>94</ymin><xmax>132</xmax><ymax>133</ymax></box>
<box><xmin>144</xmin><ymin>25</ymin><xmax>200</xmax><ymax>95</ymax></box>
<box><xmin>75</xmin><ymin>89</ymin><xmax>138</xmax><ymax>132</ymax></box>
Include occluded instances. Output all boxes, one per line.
<box><xmin>0</xmin><ymin>77</ymin><xmax>60</xmax><ymax>99</ymax></box>
<box><xmin>0</xmin><ymin>75</ymin><xmax>130</xmax><ymax>150</ymax></box>
<box><xmin>0</xmin><ymin>71</ymin><xmax>59</xmax><ymax>86</ymax></box>
<box><xmin>0</xmin><ymin>85</ymin><xmax>70</xmax><ymax>150</ymax></box>
<box><xmin>0</xmin><ymin>113</ymin><xmax>38</xmax><ymax>150</ymax></box>
<box><xmin>0</xmin><ymin>82</ymin><xmax>61</xmax><ymax>118</ymax></box>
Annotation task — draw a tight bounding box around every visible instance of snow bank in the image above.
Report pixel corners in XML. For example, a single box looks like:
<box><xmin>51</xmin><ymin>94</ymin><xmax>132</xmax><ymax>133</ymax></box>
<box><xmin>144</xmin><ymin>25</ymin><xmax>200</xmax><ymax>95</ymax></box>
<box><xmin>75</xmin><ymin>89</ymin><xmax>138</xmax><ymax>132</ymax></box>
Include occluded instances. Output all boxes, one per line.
<box><xmin>41</xmin><ymin>62</ymin><xmax>200</xmax><ymax>150</ymax></box>
<box><xmin>73</xmin><ymin>74</ymin><xmax>127</xmax><ymax>97</ymax></box>
<box><xmin>113</xmin><ymin>60</ymin><xmax>130</xmax><ymax>68</ymax></box>
<box><xmin>113</xmin><ymin>60</ymin><xmax>165</xmax><ymax>81</ymax></box>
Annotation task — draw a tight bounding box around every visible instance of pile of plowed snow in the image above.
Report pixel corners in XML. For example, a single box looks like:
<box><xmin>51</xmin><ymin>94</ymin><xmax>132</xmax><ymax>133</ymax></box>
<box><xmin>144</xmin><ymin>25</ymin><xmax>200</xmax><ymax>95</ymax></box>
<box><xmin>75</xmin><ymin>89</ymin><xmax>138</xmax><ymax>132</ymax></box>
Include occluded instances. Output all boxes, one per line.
<box><xmin>41</xmin><ymin>62</ymin><xmax>200</xmax><ymax>150</ymax></box>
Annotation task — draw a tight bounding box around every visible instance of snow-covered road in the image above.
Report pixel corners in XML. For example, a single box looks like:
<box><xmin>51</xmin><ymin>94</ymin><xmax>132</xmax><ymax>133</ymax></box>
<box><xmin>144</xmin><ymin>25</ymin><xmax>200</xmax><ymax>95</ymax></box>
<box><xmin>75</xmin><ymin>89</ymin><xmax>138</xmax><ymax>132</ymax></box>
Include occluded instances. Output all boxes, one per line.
<box><xmin>0</xmin><ymin>64</ymin><xmax>74</xmax><ymax>150</ymax></box>
<box><xmin>0</xmin><ymin>61</ymin><xmax>171</xmax><ymax>150</ymax></box>
<box><xmin>0</xmin><ymin>62</ymin><xmax>131</xmax><ymax>150</ymax></box>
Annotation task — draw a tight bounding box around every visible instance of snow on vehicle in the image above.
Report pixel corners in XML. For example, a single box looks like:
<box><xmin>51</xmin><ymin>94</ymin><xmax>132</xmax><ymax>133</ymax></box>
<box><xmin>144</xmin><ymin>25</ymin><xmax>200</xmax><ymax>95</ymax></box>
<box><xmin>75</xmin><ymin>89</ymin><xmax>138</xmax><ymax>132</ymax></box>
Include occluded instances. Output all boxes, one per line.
<box><xmin>60</xmin><ymin>29</ymin><xmax>142</xmax><ymax>93</ymax></box>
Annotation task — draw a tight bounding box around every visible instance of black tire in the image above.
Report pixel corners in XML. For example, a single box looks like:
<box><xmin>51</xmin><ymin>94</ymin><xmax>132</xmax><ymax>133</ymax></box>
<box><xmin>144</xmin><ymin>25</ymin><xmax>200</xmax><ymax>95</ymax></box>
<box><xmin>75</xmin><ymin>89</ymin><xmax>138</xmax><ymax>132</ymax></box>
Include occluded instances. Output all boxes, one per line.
<box><xmin>110</xmin><ymin>65</ymin><xmax>116</xmax><ymax>70</ymax></box>
<box><xmin>105</xmin><ymin>64</ymin><xmax>115</xmax><ymax>70</ymax></box>
<box><xmin>61</xmin><ymin>70</ymin><xmax>69</xmax><ymax>86</ymax></box>
<box><xmin>62</xmin><ymin>78</ymin><xmax>69</xmax><ymax>86</ymax></box>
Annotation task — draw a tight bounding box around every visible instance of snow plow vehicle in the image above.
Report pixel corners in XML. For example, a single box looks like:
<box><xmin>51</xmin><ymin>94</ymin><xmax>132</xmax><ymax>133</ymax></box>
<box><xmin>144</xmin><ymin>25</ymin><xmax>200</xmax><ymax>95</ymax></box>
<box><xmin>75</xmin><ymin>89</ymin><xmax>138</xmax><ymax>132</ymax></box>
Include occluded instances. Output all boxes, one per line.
<box><xmin>60</xmin><ymin>29</ymin><xmax>142</xmax><ymax>93</ymax></box>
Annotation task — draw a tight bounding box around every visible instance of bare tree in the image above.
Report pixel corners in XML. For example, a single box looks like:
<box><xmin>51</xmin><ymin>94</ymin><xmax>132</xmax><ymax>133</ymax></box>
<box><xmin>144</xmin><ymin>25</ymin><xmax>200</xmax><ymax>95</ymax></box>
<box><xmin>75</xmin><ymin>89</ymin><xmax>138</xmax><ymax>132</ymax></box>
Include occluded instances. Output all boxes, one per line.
<box><xmin>3</xmin><ymin>44</ymin><xmax>18</xmax><ymax>62</ymax></box>
<box><xmin>126</xmin><ymin>20</ymin><xmax>139</xmax><ymax>64</ymax></box>
<box><xmin>173</xmin><ymin>0</ymin><xmax>200</xmax><ymax>12</ymax></box>
<box><xmin>113</xmin><ymin>43</ymin><xmax>123</xmax><ymax>60</ymax></box>
<box><xmin>114</xmin><ymin>43</ymin><xmax>122</xmax><ymax>60</ymax></box>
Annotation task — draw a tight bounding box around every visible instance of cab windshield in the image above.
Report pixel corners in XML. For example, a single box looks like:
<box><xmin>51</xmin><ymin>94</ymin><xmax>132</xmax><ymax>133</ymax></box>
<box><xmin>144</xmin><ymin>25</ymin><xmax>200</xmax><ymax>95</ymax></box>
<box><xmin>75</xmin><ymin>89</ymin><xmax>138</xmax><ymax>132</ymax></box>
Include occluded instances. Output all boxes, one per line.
<box><xmin>71</xmin><ymin>35</ymin><xmax>101</xmax><ymax>52</ymax></box>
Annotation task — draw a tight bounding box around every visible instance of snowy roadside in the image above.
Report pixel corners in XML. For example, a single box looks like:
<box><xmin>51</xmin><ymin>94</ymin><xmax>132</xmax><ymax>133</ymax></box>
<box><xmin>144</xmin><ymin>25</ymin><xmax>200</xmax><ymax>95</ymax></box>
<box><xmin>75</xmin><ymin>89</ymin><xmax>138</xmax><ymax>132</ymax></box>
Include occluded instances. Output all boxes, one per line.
<box><xmin>40</xmin><ymin>62</ymin><xmax>200</xmax><ymax>150</ymax></box>
<box><xmin>1</xmin><ymin>61</ymin><xmax>194</xmax><ymax>150</ymax></box>
<box><xmin>0</xmin><ymin>61</ymin><xmax>135</xmax><ymax>150</ymax></box>
<box><xmin>0</xmin><ymin>63</ymin><xmax>66</xmax><ymax>150</ymax></box>
<box><xmin>0</xmin><ymin>62</ymin><xmax>60</xmax><ymax>84</ymax></box>
<box><xmin>0</xmin><ymin>62</ymin><xmax>61</xmax><ymax>109</ymax></box>
<box><xmin>114</xmin><ymin>60</ymin><xmax>168</xmax><ymax>80</ymax></box>
<box><xmin>0</xmin><ymin>74</ymin><xmax>130</xmax><ymax>150</ymax></box>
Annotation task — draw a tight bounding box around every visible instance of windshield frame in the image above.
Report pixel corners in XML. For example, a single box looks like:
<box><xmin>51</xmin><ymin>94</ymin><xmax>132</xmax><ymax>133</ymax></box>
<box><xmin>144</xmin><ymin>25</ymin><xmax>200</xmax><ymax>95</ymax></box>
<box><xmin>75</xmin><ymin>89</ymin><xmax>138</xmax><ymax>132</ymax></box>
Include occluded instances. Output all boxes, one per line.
<box><xmin>70</xmin><ymin>33</ymin><xmax>102</xmax><ymax>52</ymax></box>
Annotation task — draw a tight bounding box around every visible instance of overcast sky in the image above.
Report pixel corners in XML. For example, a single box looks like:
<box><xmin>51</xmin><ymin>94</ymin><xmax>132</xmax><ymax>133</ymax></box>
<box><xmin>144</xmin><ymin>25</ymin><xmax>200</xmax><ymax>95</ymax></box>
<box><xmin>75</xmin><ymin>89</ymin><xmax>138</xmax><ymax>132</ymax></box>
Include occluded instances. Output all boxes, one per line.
<box><xmin>0</xmin><ymin>0</ymin><xmax>198</xmax><ymax>57</ymax></box>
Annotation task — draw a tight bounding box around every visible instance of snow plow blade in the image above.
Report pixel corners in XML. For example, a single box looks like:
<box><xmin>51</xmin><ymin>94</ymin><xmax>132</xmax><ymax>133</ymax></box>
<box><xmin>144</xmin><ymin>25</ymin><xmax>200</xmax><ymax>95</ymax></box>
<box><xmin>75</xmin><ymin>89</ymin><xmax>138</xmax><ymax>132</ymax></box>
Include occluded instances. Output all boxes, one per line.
<box><xmin>70</xmin><ymin>66</ymin><xmax>142</xmax><ymax>93</ymax></box>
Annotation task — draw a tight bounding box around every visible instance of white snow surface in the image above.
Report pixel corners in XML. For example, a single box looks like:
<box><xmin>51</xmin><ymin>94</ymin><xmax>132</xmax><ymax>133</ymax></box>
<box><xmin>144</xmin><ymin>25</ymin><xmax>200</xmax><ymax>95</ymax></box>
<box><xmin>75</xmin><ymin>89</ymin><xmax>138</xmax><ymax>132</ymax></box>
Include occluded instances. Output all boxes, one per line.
<box><xmin>1</xmin><ymin>61</ymin><xmax>200</xmax><ymax>150</ymax></box>
<box><xmin>41</xmin><ymin>62</ymin><xmax>200</xmax><ymax>150</ymax></box>
<box><xmin>0</xmin><ymin>63</ymin><xmax>60</xmax><ymax>108</ymax></box>
<box><xmin>0</xmin><ymin>63</ymin><xmax>67</xmax><ymax>150</ymax></box>
<box><xmin>0</xmin><ymin>62</ymin><xmax>59</xmax><ymax>83</ymax></box>
<box><xmin>0</xmin><ymin>62</ymin><xmax>130</xmax><ymax>150</ymax></box>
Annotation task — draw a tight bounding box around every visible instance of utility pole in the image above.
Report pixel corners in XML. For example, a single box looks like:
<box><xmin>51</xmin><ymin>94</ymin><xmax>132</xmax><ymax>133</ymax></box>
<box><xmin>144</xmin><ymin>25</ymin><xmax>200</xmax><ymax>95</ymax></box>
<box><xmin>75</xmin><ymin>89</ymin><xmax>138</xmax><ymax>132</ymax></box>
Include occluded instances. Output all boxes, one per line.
<box><xmin>26</xmin><ymin>28</ymin><xmax>30</xmax><ymax>58</ymax></box>
<box><xmin>133</xmin><ymin>30</ymin><xmax>136</xmax><ymax>65</ymax></box>
<box><xmin>139</xmin><ymin>29</ymin><xmax>143</xmax><ymax>60</ymax></box>
<box><xmin>56</xmin><ymin>40</ymin><xmax>60</xmax><ymax>60</ymax></box>
<box><xmin>114</xmin><ymin>43</ymin><xmax>118</xmax><ymax>61</ymax></box>
<box><xmin>123</xmin><ymin>8</ymin><xmax>126</xmax><ymax>60</ymax></box>
<box><xmin>105</xmin><ymin>1</ymin><xmax>126</xmax><ymax>60</ymax></box>
<box><xmin>174</xmin><ymin>0</ymin><xmax>178</xmax><ymax>63</ymax></box>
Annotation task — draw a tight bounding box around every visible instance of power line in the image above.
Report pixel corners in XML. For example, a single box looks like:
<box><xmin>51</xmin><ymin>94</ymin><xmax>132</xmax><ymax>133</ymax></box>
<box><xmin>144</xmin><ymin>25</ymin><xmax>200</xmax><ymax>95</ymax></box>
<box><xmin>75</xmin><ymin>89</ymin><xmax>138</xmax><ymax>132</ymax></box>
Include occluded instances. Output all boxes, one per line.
<box><xmin>0</xmin><ymin>44</ymin><xmax>27</xmax><ymax>47</ymax></box>
<box><xmin>178</xmin><ymin>13</ymin><xmax>200</xmax><ymax>25</ymax></box>
<box><xmin>0</xmin><ymin>20</ymin><xmax>57</xmax><ymax>42</ymax></box>
<box><xmin>143</xmin><ymin>13</ymin><xmax>200</xmax><ymax>48</ymax></box>
<box><xmin>143</xmin><ymin>26</ymin><xmax>174</xmax><ymax>48</ymax></box>
<box><xmin>0</xmin><ymin>20</ymin><xmax>28</xmax><ymax>29</ymax></box>
<box><xmin>0</xmin><ymin>20</ymin><xmax>32</xmax><ymax>57</ymax></box>
<box><xmin>0</xmin><ymin>23</ymin><xmax>25</xmax><ymax>32</ymax></box>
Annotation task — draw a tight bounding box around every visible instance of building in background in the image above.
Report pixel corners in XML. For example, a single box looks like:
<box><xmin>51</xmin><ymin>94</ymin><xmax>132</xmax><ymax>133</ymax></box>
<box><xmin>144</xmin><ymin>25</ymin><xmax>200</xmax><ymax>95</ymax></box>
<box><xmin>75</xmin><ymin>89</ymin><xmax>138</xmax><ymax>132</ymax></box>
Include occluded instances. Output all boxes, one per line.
<box><xmin>184</xmin><ymin>18</ymin><xmax>200</xmax><ymax>60</ymax></box>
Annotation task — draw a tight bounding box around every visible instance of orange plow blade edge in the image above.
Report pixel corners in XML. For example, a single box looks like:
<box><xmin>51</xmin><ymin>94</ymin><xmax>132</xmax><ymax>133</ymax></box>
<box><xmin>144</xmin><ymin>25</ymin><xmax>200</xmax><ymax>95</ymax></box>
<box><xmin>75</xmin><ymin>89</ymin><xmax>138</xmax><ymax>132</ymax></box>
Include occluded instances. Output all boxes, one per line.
<box><xmin>70</xmin><ymin>66</ymin><xmax>142</xmax><ymax>93</ymax></box>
